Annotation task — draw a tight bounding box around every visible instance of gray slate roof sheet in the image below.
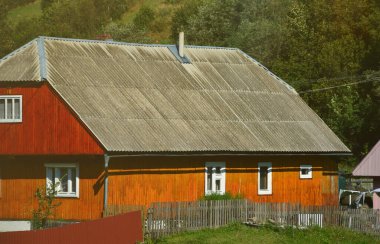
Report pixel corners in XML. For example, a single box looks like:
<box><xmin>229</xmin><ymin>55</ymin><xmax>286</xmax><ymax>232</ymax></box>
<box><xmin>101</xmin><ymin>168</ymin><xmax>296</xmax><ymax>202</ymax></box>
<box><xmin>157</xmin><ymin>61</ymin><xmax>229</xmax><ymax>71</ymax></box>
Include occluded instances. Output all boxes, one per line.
<box><xmin>0</xmin><ymin>37</ymin><xmax>350</xmax><ymax>153</ymax></box>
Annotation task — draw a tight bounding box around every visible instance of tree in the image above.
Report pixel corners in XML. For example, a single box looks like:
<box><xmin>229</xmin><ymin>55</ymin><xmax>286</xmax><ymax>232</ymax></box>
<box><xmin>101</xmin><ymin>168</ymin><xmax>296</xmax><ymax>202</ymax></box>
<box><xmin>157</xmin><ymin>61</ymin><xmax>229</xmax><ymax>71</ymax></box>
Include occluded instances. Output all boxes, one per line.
<box><xmin>103</xmin><ymin>22</ymin><xmax>152</xmax><ymax>43</ymax></box>
<box><xmin>41</xmin><ymin>0</ymin><xmax>54</xmax><ymax>10</ymax></box>
<box><xmin>41</xmin><ymin>0</ymin><xmax>101</xmax><ymax>38</ymax></box>
<box><xmin>133</xmin><ymin>6</ymin><xmax>155</xmax><ymax>29</ymax></box>
<box><xmin>94</xmin><ymin>0</ymin><xmax>128</xmax><ymax>22</ymax></box>
<box><xmin>171</xmin><ymin>0</ymin><xmax>204</xmax><ymax>41</ymax></box>
<box><xmin>184</xmin><ymin>0</ymin><xmax>243</xmax><ymax>46</ymax></box>
<box><xmin>0</xmin><ymin>2</ymin><xmax>14</xmax><ymax>57</ymax></box>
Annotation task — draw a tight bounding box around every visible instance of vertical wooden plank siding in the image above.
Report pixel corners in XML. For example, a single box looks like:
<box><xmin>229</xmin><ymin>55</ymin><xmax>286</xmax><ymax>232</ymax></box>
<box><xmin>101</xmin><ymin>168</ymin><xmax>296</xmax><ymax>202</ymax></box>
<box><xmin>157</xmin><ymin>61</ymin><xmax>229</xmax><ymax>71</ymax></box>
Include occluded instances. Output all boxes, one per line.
<box><xmin>0</xmin><ymin>155</ymin><xmax>337</xmax><ymax>221</ymax></box>
<box><xmin>108</xmin><ymin>158</ymin><xmax>205</xmax><ymax>207</ymax></box>
<box><xmin>227</xmin><ymin>157</ymin><xmax>337</xmax><ymax>206</ymax></box>
<box><xmin>0</xmin><ymin>157</ymin><xmax>104</xmax><ymax>220</ymax></box>
<box><xmin>108</xmin><ymin>155</ymin><xmax>338</xmax><ymax>208</ymax></box>
<box><xmin>0</xmin><ymin>83</ymin><xmax>104</xmax><ymax>155</ymax></box>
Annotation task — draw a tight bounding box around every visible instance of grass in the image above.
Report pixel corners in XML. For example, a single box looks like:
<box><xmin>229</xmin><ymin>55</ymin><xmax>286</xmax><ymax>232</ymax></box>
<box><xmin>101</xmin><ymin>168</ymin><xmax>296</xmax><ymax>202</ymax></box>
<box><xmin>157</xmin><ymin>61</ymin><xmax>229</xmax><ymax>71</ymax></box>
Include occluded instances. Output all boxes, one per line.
<box><xmin>7</xmin><ymin>0</ymin><xmax>42</xmax><ymax>26</ymax></box>
<box><xmin>154</xmin><ymin>223</ymin><xmax>380</xmax><ymax>244</ymax></box>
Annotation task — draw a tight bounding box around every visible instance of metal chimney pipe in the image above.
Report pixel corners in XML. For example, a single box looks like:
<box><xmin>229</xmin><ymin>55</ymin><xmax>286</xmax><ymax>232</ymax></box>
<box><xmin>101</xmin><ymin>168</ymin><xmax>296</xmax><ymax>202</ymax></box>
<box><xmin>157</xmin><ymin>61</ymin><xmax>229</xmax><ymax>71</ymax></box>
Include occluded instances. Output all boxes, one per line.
<box><xmin>179</xmin><ymin>32</ymin><xmax>184</xmax><ymax>58</ymax></box>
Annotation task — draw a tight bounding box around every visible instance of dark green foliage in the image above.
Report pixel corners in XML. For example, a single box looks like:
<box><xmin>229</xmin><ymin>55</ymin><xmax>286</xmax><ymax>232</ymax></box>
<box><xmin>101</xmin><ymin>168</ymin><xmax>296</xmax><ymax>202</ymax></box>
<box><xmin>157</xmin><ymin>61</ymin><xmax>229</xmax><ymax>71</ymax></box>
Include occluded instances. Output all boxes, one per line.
<box><xmin>41</xmin><ymin>0</ymin><xmax>101</xmax><ymax>38</ymax></box>
<box><xmin>133</xmin><ymin>6</ymin><xmax>155</xmax><ymax>29</ymax></box>
<box><xmin>103</xmin><ymin>22</ymin><xmax>152</xmax><ymax>43</ymax></box>
<box><xmin>0</xmin><ymin>2</ymin><xmax>14</xmax><ymax>57</ymax></box>
<box><xmin>41</xmin><ymin>0</ymin><xmax>54</xmax><ymax>10</ymax></box>
<box><xmin>200</xmin><ymin>192</ymin><xmax>244</xmax><ymax>200</ymax></box>
<box><xmin>2</xmin><ymin>0</ymin><xmax>35</xmax><ymax>10</ymax></box>
<box><xmin>94</xmin><ymin>0</ymin><xmax>127</xmax><ymax>22</ymax></box>
<box><xmin>170</xmin><ymin>0</ymin><xmax>203</xmax><ymax>41</ymax></box>
<box><xmin>12</xmin><ymin>17</ymin><xmax>44</xmax><ymax>48</ymax></box>
<box><xmin>179</xmin><ymin>0</ymin><xmax>244</xmax><ymax>46</ymax></box>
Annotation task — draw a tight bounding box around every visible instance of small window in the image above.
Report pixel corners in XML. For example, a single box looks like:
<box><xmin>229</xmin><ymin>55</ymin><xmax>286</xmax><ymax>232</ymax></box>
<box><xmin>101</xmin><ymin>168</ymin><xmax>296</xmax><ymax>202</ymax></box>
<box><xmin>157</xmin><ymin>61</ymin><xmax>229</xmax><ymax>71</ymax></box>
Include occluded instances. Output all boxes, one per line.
<box><xmin>205</xmin><ymin>162</ymin><xmax>226</xmax><ymax>195</ymax></box>
<box><xmin>0</xmin><ymin>95</ymin><xmax>22</xmax><ymax>123</ymax></box>
<box><xmin>300</xmin><ymin>165</ymin><xmax>312</xmax><ymax>179</ymax></box>
<box><xmin>258</xmin><ymin>162</ymin><xmax>272</xmax><ymax>195</ymax></box>
<box><xmin>45</xmin><ymin>163</ymin><xmax>79</xmax><ymax>198</ymax></box>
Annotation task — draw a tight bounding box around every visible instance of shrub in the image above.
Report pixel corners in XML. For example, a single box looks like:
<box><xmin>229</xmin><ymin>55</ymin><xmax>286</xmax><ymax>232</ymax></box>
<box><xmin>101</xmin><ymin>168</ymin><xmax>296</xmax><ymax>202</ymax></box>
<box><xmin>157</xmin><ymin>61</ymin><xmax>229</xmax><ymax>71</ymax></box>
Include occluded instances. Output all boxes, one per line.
<box><xmin>31</xmin><ymin>182</ymin><xmax>61</xmax><ymax>229</ymax></box>
<box><xmin>200</xmin><ymin>192</ymin><xmax>244</xmax><ymax>200</ymax></box>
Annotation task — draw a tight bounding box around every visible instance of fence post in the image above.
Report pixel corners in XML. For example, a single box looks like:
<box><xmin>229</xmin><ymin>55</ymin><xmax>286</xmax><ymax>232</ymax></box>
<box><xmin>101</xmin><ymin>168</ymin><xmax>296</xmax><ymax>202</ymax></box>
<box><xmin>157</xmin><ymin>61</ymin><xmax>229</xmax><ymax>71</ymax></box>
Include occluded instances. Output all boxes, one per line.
<box><xmin>246</xmin><ymin>199</ymin><xmax>249</xmax><ymax>222</ymax></box>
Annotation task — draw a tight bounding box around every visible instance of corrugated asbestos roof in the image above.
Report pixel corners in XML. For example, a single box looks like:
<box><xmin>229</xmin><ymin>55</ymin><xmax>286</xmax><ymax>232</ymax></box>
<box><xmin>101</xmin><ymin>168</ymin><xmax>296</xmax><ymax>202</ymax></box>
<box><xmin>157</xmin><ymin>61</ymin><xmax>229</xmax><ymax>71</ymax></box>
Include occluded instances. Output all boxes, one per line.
<box><xmin>0</xmin><ymin>40</ymin><xmax>41</xmax><ymax>81</ymax></box>
<box><xmin>352</xmin><ymin>140</ymin><xmax>380</xmax><ymax>176</ymax></box>
<box><xmin>0</xmin><ymin>37</ymin><xmax>350</xmax><ymax>153</ymax></box>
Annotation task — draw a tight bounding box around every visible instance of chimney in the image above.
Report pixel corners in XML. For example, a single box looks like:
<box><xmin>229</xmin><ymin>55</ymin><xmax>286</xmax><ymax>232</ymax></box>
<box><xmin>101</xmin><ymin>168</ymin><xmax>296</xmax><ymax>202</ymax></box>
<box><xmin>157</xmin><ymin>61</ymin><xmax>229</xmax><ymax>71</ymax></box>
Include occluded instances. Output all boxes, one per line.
<box><xmin>179</xmin><ymin>32</ymin><xmax>184</xmax><ymax>58</ymax></box>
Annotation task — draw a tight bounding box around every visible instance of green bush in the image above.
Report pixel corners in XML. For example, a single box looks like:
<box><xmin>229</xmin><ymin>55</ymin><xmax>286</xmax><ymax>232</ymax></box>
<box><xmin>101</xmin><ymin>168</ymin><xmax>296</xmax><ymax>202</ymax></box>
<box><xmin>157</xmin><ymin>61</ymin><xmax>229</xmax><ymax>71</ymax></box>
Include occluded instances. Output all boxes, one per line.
<box><xmin>133</xmin><ymin>6</ymin><xmax>155</xmax><ymax>29</ymax></box>
<box><xmin>200</xmin><ymin>192</ymin><xmax>244</xmax><ymax>201</ymax></box>
<box><xmin>31</xmin><ymin>182</ymin><xmax>61</xmax><ymax>229</ymax></box>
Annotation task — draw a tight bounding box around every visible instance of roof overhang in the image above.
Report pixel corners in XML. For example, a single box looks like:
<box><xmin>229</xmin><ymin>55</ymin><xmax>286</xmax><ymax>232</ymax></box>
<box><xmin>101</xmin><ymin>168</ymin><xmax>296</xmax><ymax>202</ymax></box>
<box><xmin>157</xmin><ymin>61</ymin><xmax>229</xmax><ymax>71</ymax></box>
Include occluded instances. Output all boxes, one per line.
<box><xmin>106</xmin><ymin>151</ymin><xmax>352</xmax><ymax>157</ymax></box>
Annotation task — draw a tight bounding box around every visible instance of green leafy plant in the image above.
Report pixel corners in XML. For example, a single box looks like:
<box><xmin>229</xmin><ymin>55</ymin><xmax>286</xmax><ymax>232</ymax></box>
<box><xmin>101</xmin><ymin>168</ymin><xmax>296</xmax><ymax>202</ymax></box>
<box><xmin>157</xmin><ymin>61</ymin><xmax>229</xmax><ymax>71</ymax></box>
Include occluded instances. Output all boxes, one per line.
<box><xmin>31</xmin><ymin>181</ymin><xmax>62</xmax><ymax>229</ymax></box>
<box><xmin>200</xmin><ymin>192</ymin><xmax>244</xmax><ymax>201</ymax></box>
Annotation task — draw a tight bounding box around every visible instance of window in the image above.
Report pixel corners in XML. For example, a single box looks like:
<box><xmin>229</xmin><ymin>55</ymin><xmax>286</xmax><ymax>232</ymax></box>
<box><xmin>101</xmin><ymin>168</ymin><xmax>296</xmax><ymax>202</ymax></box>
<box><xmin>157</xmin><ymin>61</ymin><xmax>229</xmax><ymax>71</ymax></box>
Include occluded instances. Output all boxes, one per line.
<box><xmin>300</xmin><ymin>165</ymin><xmax>312</xmax><ymax>179</ymax></box>
<box><xmin>258</xmin><ymin>162</ymin><xmax>272</xmax><ymax>195</ymax></box>
<box><xmin>205</xmin><ymin>162</ymin><xmax>226</xmax><ymax>195</ymax></box>
<box><xmin>45</xmin><ymin>163</ymin><xmax>79</xmax><ymax>198</ymax></box>
<box><xmin>0</xmin><ymin>95</ymin><xmax>22</xmax><ymax>123</ymax></box>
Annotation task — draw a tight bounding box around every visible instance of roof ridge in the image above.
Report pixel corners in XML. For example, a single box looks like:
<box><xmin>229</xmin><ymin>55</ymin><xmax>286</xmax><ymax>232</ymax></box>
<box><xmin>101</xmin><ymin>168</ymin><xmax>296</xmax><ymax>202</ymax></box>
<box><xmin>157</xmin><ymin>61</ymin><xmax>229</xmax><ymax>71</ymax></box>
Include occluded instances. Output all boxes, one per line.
<box><xmin>236</xmin><ymin>49</ymin><xmax>298</xmax><ymax>94</ymax></box>
<box><xmin>37</xmin><ymin>37</ymin><xmax>47</xmax><ymax>81</ymax></box>
<box><xmin>40</xmin><ymin>36</ymin><xmax>239</xmax><ymax>50</ymax></box>
<box><xmin>0</xmin><ymin>39</ymin><xmax>36</xmax><ymax>63</ymax></box>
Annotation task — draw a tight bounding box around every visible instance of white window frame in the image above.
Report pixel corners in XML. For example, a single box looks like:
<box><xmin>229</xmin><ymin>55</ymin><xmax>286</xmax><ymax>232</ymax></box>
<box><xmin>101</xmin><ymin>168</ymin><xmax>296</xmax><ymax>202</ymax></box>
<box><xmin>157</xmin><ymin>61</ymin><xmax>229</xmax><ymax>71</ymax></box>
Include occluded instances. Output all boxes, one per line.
<box><xmin>45</xmin><ymin>163</ymin><xmax>79</xmax><ymax>198</ymax></box>
<box><xmin>258</xmin><ymin>162</ymin><xmax>272</xmax><ymax>195</ymax></box>
<box><xmin>205</xmin><ymin>162</ymin><xmax>226</xmax><ymax>195</ymax></box>
<box><xmin>300</xmin><ymin>164</ymin><xmax>312</xmax><ymax>179</ymax></box>
<box><xmin>0</xmin><ymin>95</ymin><xmax>22</xmax><ymax>123</ymax></box>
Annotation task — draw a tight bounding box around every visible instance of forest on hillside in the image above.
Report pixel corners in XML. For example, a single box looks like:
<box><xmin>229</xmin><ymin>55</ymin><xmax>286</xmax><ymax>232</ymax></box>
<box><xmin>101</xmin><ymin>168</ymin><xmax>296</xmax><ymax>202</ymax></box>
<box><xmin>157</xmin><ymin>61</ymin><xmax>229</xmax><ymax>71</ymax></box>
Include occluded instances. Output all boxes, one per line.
<box><xmin>1</xmin><ymin>0</ymin><xmax>379</xmax><ymax>170</ymax></box>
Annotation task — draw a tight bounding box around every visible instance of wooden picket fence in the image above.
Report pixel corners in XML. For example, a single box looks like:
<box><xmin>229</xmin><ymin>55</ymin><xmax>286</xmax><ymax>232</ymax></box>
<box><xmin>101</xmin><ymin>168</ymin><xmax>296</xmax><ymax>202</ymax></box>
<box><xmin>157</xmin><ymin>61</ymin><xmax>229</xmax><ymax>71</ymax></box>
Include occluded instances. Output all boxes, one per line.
<box><xmin>105</xmin><ymin>200</ymin><xmax>380</xmax><ymax>239</ymax></box>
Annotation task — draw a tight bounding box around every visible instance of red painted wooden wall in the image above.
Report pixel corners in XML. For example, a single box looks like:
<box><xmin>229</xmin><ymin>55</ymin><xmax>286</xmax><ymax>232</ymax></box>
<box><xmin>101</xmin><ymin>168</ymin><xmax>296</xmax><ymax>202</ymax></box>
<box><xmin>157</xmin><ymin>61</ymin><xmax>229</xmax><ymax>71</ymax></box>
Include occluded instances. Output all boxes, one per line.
<box><xmin>0</xmin><ymin>83</ymin><xmax>104</xmax><ymax>155</ymax></box>
<box><xmin>0</xmin><ymin>211</ymin><xmax>143</xmax><ymax>244</ymax></box>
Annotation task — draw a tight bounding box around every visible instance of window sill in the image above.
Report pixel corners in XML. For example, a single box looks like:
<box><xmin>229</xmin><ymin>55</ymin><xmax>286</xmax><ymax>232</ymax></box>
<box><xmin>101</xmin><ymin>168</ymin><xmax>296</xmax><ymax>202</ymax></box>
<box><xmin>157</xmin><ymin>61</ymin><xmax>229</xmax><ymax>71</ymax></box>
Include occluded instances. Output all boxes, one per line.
<box><xmin>55</xmin><ymin>194</ymin><xmax>79</xmax><ymax>198</ymax></box>
<box><xmin>0</xmin><ymin>120</ymin><xmax>22</xmax><ymax>123</ymax></box>
<box><xmin>258</xmin><ymin>191</ymin><xmax>272</xmax><ymax>196</ymax></box>
<box><xmin>205</xmin><ymin>191</ymin><xmax>225</xmax><ymax>195</ymax></box>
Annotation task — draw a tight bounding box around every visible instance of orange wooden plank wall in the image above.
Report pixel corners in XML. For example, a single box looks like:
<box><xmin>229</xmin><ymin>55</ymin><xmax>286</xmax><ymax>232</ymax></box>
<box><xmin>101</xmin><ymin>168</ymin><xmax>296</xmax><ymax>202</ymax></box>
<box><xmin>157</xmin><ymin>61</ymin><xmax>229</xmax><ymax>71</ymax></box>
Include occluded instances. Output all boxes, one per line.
<box><xmin>0</xmin><ymin>83</ymin><xmax>104</xmax><ymax>155</ymax></box>
<box><xmin>108</xmin><ymin>155</ymin><xmax>338</xmax><ymax>207</ymax></box>
<box><xmin>0</xmin><ymin>156</ymin><xmax>104</xmax><ymax>220</ymax></box>
<box><xmin>0</xmin><ymin>155</ymin><xmax>338</xmax><ymax>221</ymax></box>
<box><xmin>226</xmin><ymin>156</ymin><xmax>338</xmax><ymax>206</ymax></box>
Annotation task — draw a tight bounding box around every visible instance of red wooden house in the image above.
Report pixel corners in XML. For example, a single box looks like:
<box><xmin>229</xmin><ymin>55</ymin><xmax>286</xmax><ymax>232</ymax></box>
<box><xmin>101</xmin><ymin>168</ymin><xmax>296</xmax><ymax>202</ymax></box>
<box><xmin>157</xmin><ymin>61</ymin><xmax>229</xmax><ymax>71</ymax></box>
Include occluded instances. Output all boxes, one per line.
<box><xmin>0</xmin><ymin>36</ymin><xmax>349</xmax><ymax>229</ymax></box>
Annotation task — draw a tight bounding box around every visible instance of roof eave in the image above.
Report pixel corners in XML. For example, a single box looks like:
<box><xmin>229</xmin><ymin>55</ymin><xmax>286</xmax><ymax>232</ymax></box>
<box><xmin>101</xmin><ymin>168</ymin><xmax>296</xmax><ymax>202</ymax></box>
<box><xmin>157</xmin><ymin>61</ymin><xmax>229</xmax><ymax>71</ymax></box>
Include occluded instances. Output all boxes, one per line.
<box><xmin>106</xmin><ymin>151</ymin><xmax>352</xmax><ymax>157</ymax></box>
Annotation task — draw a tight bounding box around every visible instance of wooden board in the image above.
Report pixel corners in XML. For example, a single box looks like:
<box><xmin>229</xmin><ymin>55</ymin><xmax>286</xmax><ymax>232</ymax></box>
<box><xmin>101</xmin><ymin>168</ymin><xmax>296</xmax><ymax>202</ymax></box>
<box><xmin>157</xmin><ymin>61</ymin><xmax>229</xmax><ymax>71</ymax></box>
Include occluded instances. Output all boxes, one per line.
<box><xmin>0</xmin><ymin>156</ymin><xmax>104</xmax><ymax>220</ymax></box>
<box><xmin>0</xmin><ymin>83</ymin><xmax>104</xmax><ymax>155</ymax></box>
<box><xmin>0</xmin><ymin>154</ymin><xmax>338</xmax><ymax>221</ymax></box>
<box><xmin>108</xmin><ymin>155</ymin><xmax>338</xmax><ymax>207</ymax></box>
